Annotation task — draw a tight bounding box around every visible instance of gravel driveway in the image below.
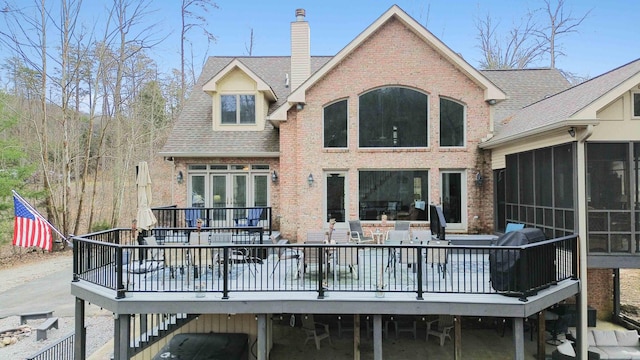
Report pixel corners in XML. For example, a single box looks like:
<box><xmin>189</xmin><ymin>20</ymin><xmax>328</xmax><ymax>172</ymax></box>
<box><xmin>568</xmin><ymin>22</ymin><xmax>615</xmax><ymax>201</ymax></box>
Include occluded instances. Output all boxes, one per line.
<box><xmin>0</xmin><ymin>252</ymin><xmax>113</xmax><ymax>359</ymax></box>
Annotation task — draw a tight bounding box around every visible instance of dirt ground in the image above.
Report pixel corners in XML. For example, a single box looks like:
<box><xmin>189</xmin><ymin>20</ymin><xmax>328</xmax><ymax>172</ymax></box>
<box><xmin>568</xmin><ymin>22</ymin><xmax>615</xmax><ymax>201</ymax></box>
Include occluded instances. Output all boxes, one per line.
<box><xmin>619</xmin><ymin>268</ymin><xmax>640</xmax><ymax>322</ymax></box>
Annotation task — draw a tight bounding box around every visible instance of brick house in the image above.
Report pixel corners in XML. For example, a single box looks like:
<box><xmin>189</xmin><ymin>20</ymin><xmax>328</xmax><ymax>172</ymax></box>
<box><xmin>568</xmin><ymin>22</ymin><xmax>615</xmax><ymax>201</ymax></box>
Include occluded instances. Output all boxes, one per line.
<box><xmin>70</xmin><ymin>5</ymin><xmax>640</xmax><ymax>360</ymax></box>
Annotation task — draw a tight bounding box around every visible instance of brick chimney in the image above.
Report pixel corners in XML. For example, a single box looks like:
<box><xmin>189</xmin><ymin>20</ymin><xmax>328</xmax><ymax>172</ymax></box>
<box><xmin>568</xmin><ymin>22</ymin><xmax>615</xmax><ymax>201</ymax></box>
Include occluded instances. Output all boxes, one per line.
<box><xmin>290</xmin><ymin>8</ymin><xmax>310</xmax><ymax>90</ymax></box>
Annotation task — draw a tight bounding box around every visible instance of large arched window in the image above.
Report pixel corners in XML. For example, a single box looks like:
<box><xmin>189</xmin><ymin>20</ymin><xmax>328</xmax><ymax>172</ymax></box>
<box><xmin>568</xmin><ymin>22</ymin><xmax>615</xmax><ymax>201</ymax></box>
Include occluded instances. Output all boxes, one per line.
<box><xmin>358</xmin><ymin>87</ymin><xmax>428</xmax><ymax>147</ymax></box>
<box><xmin>440</xmin><ymin>98</ymin><xmax>465</xmax><ymax>147</ymax></box>
<box><xmin>324</xmin><ymin>99</ymin><xmax>348</xmax><ymax>148</ymax></box>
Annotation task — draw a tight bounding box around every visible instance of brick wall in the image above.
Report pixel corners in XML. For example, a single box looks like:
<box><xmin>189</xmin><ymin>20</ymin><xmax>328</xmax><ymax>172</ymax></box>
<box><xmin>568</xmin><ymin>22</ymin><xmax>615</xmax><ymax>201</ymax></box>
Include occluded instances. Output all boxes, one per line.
<box><xmin>587</xmin><ymin>268</ymin><xmax>613</xmax><ymax>320</ymax></box>
<box><xmin>279</xmin><ymin>17</ymin><xmax>494</xmax><ymax>241</ymax></box>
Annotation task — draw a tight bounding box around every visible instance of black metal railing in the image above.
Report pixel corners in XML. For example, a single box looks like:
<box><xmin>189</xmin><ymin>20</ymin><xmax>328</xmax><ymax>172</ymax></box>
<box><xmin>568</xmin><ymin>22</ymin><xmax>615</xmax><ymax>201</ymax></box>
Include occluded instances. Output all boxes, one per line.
<box><xmin>26</xmin><ymin>331</ymin><xmax>75</xmax><ymax>360</ymax></box>
<box><xmin>73</xmin><ymin>229</ymin><xmax>578</xmax><ymax>301</ymax></box>
<box><xmin>152</xmin><ymin>206</ymin><xmax>273</xmax><ymax>236</ymax></box>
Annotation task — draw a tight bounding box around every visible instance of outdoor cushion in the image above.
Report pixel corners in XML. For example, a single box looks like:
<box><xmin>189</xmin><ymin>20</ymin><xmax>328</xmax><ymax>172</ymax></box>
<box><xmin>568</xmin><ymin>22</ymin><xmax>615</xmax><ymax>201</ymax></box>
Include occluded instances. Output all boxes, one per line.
<box><xmin>557</xmin><ymin>340</ymin><xmax>576</xmax><ymax>357</ymax></box>
<box><xmin>615</xmin><ymin>330</ymin><xmax>640</xmax><ymax>347</ymax></box>
<box><xmin>593</xmin><ymin>330</ymin><xmax>619</xmax><ymax>347</ymax></box>
<box><xmin>570</xmin><ymin>329</ymin><xmax>597</xmax><ymax>346</ymax></box>
<box><xmin>599</xmin><ymin>347</ymin><xmax>637</xmax><ymax>360</ymax></box>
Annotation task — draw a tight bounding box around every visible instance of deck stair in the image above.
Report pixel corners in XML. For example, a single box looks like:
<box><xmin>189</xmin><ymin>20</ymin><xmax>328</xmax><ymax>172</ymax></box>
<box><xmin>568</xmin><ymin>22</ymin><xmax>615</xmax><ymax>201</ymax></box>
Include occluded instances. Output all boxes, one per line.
<box><xmin>130</xmin><ymin>313</ymin><xmax>198</xmax><ymax>356</ymax></box>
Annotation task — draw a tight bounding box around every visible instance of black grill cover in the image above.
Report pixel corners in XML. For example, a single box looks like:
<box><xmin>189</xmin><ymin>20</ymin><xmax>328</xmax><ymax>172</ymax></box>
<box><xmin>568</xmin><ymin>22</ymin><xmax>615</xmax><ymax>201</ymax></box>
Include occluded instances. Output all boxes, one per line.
<box><xmin>152</xmin><ymin>333</ymin><xmax>248</xmax><ymax>360</ymax></box>
<box><xmin>489</xmin><ymin>228</ymin><xmax>547</xmax><ymax>294</ymax></box>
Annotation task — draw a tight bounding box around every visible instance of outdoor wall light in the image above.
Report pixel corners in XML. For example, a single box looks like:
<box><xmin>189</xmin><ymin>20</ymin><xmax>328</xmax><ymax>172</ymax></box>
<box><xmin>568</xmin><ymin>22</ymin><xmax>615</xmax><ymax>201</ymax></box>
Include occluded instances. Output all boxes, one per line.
<box><xmin>176</xmin><ymin>170</ymin><xmax>184</xmax><ymax>184</ymax></box>
<box><xmin>307</xmin><ymin>173</ymin><xmax>314</xmax><ymax>186</ymax></box>
<box><xmin>296</xmin><ymin>102</ymin><xmax>305</xmax><ymax>110</ymax></box>
<box><xmin>271</xmin><ymin>170</ymin><xmax>278</xmax><ymax>182</ymax></box>
<box><xmin>475</xmin><ymin>172</ymin><xmax>484</xmax><ymax>187</ymax></box>
<box><xmin>568</xmin><ymin>127</ymin><xmax>576</xmax><ymax>138</ymax></box>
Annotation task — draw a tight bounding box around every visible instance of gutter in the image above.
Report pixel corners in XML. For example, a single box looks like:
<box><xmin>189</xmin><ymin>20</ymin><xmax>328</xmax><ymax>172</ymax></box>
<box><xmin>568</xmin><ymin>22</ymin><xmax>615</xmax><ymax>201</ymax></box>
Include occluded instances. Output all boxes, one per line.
<box><xmin>158</xmin><ymin>152</ymin><xmax>280</xmax><ymax>158</ymax></box>
<box><xmin>479</xmin><ymin>119</ymin><xmax>599</xmax><ymax>149</ymax></box>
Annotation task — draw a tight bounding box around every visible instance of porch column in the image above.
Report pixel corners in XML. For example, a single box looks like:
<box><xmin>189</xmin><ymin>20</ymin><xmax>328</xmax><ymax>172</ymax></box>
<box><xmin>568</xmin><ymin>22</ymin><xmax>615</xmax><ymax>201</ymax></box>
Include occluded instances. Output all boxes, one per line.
<box><xmin>74</xmin><ymin>297</ymin><xmax>86</xmax><ymax>360</ymax></box>
<box><xmin>512</xmin><ymin>317</ymin><xmax>524</xmax><ymax>360</ymax></box>
<box><xmin>113</xmin><ymin>313</ymin><xmax>130</xmax><ymax>360</ymax></box>
<box><xmin>537</xmin><ymin>312</ymin><xmax>546</xmax><ymax>360</ymax></box>
<box><xmin>354</xmin><ymin>314</ymin><xmax>360</xmax><ymax>360</ymax></box>
<box><xmin>257</xmin><ymin>314</ymin><xmax>267</xmax><ymax>360</ymax></box>
<box><xmin>576</xmin><ymin>127</ymin><xmax>593</xmax><ymax>360</ymax></box>
<box><xmin>454</xmin><ymin>316</ymin><xmax>462</xmax><ymax>360</ymax></box>
<box><xmin>373</xmin><ymin>315</ymin><xmax>383</xmax><ymax>360</ymax></box>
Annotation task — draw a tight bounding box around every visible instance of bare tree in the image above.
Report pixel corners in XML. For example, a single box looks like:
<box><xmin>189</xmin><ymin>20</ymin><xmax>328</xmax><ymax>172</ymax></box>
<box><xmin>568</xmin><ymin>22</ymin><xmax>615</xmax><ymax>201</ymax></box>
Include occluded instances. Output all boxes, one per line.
<box><xmin>535</xmin><ymin>0</ymin><xmax>590</xmax><ymax>69</ymax></box>
<box><xmin>244</xmin><ymin>28</ymin><xmax>254</xmax><ymax>56</ymax></box>
<box><xmin>181</xmin><ymin>0</ymin><xmax>218</xmax><ymax>106</ymax></box>
<box><xmin>475</xmin><ymin>11</ymin><xmax>545</xmax><ymax>70</ymax></box>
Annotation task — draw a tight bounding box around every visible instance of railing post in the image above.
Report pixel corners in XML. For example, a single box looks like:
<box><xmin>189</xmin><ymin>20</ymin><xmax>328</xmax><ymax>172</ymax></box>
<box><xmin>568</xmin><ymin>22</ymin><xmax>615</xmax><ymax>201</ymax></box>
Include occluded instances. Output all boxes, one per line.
<box><xmin>572</xmin><ymin>236</ymin><xmax>579</xmax><ymax>280</ymax></box>
<box><xmin>73</xmin><ymin>237</ymin><xmax>79</xmax><ymax>282</ymax></box>
<box><xmin>222</xmin><ymin>247</ymin><xmax>230</xmax><ymax>299</ymax></box>
<box><xmin>518</xmin><ymin>247</ymin><xmax>529</xmax><ymax>302</ymax></box>
<box><xmin>416</xmin><ymin>244</ymin><xmax>423</xmax><ymax>300</ymax></box>
<box><xmin>317</xmin><ymin>245</ymin><xmax>325</xmax><ymax>299</ymax></box>
<box><xmin>116</xmin><ymin>246</ymin><xmax>125</xmax><ymax>299</ymax></box>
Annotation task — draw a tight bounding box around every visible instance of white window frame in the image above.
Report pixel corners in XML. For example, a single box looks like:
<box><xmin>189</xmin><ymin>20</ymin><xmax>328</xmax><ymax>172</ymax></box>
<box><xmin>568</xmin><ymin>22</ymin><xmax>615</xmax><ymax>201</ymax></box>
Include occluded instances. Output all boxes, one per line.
<box><xmin>632</xmin><ymin>92</ymin><xmax>640</xmax><ymax>119</ymax></box>
<box><xmin>220</xmin><ymin>93</ymin><xmax>256</xmax><ymax>125</ymax></box>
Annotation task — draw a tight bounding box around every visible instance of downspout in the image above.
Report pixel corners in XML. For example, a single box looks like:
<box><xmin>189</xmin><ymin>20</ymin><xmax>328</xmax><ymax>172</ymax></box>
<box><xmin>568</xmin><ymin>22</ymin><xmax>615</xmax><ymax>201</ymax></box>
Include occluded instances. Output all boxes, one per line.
<box><xmin>576</xmin><ymin>124</ymin><xmax>594</xmax><ymax>359</ymax></box>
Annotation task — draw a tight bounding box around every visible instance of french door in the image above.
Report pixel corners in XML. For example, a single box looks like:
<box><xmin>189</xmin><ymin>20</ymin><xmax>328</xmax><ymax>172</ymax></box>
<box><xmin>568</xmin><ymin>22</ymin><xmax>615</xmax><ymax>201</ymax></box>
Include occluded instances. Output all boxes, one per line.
<box><xmin>325</xmin><ymin>172</ymin><xmax>347</xmax><ymax>224</ymax></box>
<box><xmin>441</xmin><ymin>171</ymin><xmax>467</xmax><ymax>231</ymax></box>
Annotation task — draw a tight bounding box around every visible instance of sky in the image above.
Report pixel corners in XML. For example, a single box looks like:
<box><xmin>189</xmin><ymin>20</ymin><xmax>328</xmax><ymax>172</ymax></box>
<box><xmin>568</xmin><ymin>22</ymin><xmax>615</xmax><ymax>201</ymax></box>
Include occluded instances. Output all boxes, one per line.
<box><xmin>145</xmin><ymin>0</ymin><xmax>637</xmax><ymax>80</ymax></box>
<box><xmin>0</xmin><ymin>0</ymin><xmax>637</xmax><ymax>82</ymax></box>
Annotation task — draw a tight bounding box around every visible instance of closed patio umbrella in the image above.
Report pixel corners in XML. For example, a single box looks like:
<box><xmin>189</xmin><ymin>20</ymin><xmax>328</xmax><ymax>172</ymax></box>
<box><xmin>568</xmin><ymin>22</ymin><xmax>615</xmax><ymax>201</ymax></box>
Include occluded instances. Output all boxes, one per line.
<box><xmin>136</xmin><ymin>161</ymin><xmax>157</xmax><ymax>233</ymax></box>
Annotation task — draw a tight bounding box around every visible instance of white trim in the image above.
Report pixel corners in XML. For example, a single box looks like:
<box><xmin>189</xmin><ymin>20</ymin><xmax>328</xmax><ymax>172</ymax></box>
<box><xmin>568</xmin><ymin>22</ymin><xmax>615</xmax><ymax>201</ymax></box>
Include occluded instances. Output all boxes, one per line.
<box><xmin>220</xmin><ymin>93</ymin><xmax>257</xmax><ymax>125</ymax></box>
<box><xmin>203</xmin><ymin>59</ymin><xmax>276</xmax><ymax>101</ymax></box>
<box><xmin>440</xmin><ymin>170</ymin><xmax>467</xmax><ymax>231</ymax></box>
<box><xmin>632</xmin><ymin>91</ymin><xmax>640</xmax><ymax>119</ymax></box>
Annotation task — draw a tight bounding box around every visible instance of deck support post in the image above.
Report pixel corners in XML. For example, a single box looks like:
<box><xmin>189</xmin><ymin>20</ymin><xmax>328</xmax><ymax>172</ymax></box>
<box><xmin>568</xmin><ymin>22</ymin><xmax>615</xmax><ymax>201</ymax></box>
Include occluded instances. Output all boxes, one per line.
<box><xmin>113</xmin><ymin>313</ymin><xmax>130</xmax><ymax>360</ymax></box>
<box><xmin>537</xmin><ymin>312</ymin><xmax>546</xmax><ymax>360</ymax></box>
<box><xmin>454</xmin><ymin>315</ymin><xmax>462</xmax><ymax>359</ymax></box>
<box><xmin>74</xmin><ymin>297</ymin><xmax>86</xmax><ymax>360</ymax></box>
<box><xmin>257</xmin><ymin>314</ymin><xmax>267</xmax><ymax>360</ymax></box>
<box><xmin>354</xmin><ymin>314</ymin><xmax>360</xmax><ymax>360</ymax></box>
<box><xmin>373</xmin><ymin>314</ymin><xmax>382</xmax><ymax>360</ymax></box>
<box><xmin>513</xmin><ymin>317</ymin><xmax>525</xmax><ymax>360</ymax></box>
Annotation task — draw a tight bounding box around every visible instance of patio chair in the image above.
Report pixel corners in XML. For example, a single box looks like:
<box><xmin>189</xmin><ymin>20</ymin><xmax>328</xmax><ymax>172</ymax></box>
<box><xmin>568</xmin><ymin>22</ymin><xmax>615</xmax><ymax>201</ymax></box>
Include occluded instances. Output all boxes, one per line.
<box><xmin>426</xmin><ymin>239</ymin><xmax>451</xmax><ymax>283</ymax></box>
<box><xmin>304</xmin><ymin>230</ymin><xmax>328</xmax><ymax>278</ymax></box>
<box><xmin>211</xmin><ymin>231</ymin><xmax>258</xmax><ymax>278</ymax></box>
<box><xmin>301</xmin><ymin>314</ymin><xmax>332</xmax><ymax>350</ymax></box>
<box><xmin>505</xmin><ymin>222</ymin><xmax>525</xmax><ymax>233</ymax></box>
<box><xmin>411</xmin><ymin>229</ymin><xmax>432</xmax><ymax>244</ymax></box>
<box><xmin>348</xmin><ymin>220</ymin><xmax>375</xmax><ymax>244</ymax></box>
<box><xmin>234</xmin><ymin>208</ymin><xmax>263</xmax><ymax>227</ymax></box>
<box><xmin>331</xmin><ymin>229</ymin><xmax>359</xmax><ymax>280</ymax></box>
<box><xmin>127</xmin><ymin>236</ymin><xmax>164</xmax><ymax>285</ymax></box>
<box><xmin>394</xmin><ymin>221</ymin><xmax>410</xmax><ymax>231</ymax></box>
<box><xmin>270</xmin><ymin>238</ymin><xmax>302</xmax><ymax>279</ymax></box>
<box><xmin>426</xmin><ymin>315</ymin><xmax>454</xmax><ymax>346</ymax></box>
<box><xmin>384</xmin><ymin>230</ymin><xmax>407</xmax><ymax>275</ymax></box>
<box><xmin>188</xmin><ymin>231</ymin><xmax>211</xmax><ymax>278</ymax></box>
<box><xmin>337</xmin><ymin>315</ymin><xmax>355</xmax><ymax>338</ymax></box>
<box><xmin>184</xmin><ymin>208</ymin><xmax>202</xmax><ymax>228</ymax></box>
<box><xmin>386</xmin><ymin>315</ymin><xmax>417</xmax><ymax>339</ymax></box>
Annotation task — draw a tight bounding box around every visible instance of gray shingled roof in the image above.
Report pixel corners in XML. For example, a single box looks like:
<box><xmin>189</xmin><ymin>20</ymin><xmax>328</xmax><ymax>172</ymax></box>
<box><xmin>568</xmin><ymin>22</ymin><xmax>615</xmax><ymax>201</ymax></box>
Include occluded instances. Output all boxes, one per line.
<box><xmin>481</xmin><ymin>68</ymin><xmax>571</xmax><ymax>132</ymax></box>
<box><xmin>160</xmin><ymin>56</ymin><xmax>330</xmax><ymax>157</ymax></box>
<box><xmin>484</xmin><ymin>59</ymin><xmax>640</xmax><ymax>146</ymax></box>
